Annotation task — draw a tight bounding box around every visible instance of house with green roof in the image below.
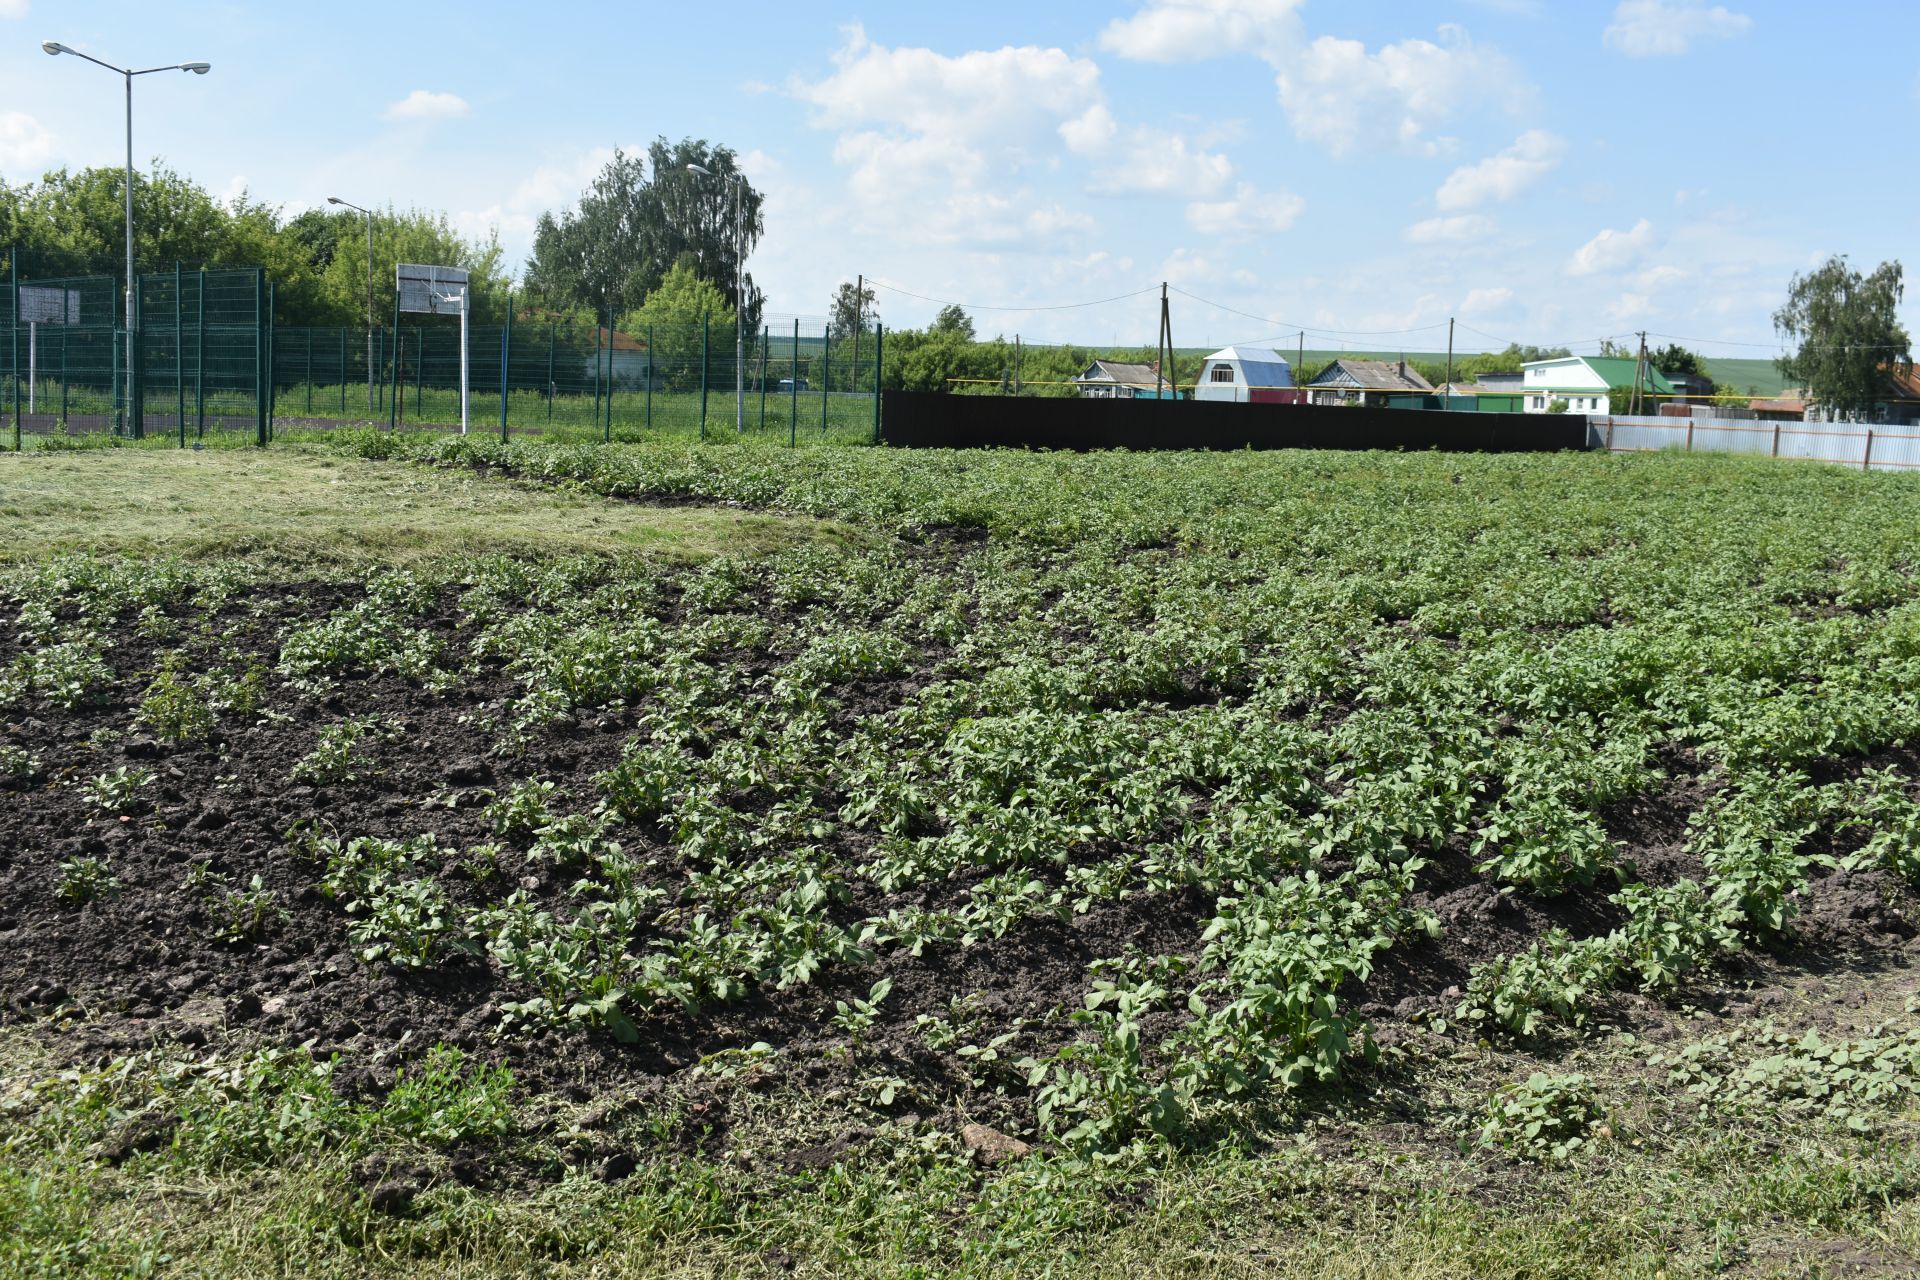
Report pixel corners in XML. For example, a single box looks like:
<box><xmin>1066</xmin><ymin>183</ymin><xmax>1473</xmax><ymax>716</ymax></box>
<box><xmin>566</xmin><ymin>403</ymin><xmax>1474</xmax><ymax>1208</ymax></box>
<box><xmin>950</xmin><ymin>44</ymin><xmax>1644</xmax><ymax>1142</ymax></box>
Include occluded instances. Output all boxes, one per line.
<box><xmin>1519</xmin><ymin>355</ymin><xmax>1674</xmax><ymax>414</ymax></box>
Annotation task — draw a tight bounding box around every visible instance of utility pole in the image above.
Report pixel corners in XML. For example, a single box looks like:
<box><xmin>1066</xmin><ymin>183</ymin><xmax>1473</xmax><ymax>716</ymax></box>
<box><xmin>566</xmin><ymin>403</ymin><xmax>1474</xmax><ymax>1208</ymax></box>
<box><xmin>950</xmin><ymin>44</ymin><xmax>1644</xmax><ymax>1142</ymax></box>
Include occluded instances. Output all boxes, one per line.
<box><xmin>851</xmin><ymin>273</ymin><xmax>863</xmax><ymax>396</ymax></box>
<box><xmin>1444</xmin><ymin>317</ymin><xmax>1455</xmax><ymax>412</ymax></box>
<box><xmin>1155</xmin><ymin>282</ymin><xmax>1177</xmax><ymax>399</ymax></box>
<box><xmin>1633</xmin><ymin>330</ymin><xmax>1649</xmax><ymax>415</ymax></box>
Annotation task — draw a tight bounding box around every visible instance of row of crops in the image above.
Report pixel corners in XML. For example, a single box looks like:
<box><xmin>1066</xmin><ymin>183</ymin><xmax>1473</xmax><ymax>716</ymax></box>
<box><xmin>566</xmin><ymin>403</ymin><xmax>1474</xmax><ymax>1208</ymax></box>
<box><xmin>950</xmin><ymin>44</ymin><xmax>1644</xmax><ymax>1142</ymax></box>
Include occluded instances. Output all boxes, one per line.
<box><xmin>6</xmin><ymin>436</ymin><xmax>1920</xmax><ymax>1155</ymax></box>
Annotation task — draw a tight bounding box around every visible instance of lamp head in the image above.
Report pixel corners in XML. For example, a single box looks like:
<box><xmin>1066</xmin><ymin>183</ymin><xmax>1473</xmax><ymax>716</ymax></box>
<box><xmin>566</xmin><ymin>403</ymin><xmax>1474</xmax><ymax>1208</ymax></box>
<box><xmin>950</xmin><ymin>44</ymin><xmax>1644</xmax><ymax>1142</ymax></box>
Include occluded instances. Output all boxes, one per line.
<box><xmin>182</xmin><ymin>62</ymin><xmax>210</xmax><ymax>74</ymax></box>
<box><xmin>327</xmin><ymin>196</ymin><xmax>344</xmax><ymax>205</ymax></box>
<box><xmin>686</xmin><ymin>163</ymin><xmax>712</xmax><ymax>176</ymax></box>
<box><xmin>42</xmin><ymin>41</ymin><xmax>66</xmax><ymax>55</ymax></box>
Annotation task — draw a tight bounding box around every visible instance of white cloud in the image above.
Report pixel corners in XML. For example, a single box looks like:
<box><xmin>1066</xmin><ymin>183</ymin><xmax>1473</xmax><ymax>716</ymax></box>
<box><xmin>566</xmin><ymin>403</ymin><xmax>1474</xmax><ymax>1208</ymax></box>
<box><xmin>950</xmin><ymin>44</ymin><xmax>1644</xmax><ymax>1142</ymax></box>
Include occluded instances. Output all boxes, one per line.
<box><xmin>1604</xmin><ymin>1</ymin><xmax>1751</xmax><ymax>56</ymax></box>
<box><xmin>1435</xmin><ymin>129</ymin><xmax>1564</xmax><ymax>210</ymax></box>
<box><xmin>1092</xmin><ymin>128</ymin><xmax>1233</xmax><ymax>196</ymax></box>
<box><xmin>1460</xmin><ymin>286</ymin><xmax>1515</xmax><ymax>316</ymax></box>
<box><xmin>218</xmin><ymin>175</ymin><xmax>250</xmax><ymax>207</ymax></box>
<box><xmin>0</xmin><ymin>110</ymin><xmax>54</xmax><ymax>174</ymax></box>
<box><xmin>1059</xmin><ymin>104</ymin><xmax>1117</xmax><ymax>154</ymax></box>
<box><xmin>1279</xmin><ymin>27</ymin><xmax>1525</xmax><ymax>157</ymax></box>
<box><xmin>1406</xmin><ymin>214</ymin><xmax>1497</xmax><ymax>243</ymax></box>
<box><xmin>0</xmin><ymin>0</ymin><xmax>27</xmax><ymax>18</ymax></box>
<box><xmin>1636</xmin><ymin>264</ymin><xmax>1688</xmax><ymax>290</ymax></box>
<box><xmin>384</xmin><ymin>90</ymin><xmax>470</xmax><ymax>122</ymax></box>
<box><xmin>1568</xmin><ymin>217</ymin><xmax>1655</xmax><ymax>275</ymax></box>
<box><xmin>1102</xmin><ymin>3</ymin><xmax>1528</xmax><ymax>157</ymax></box>
<box><xmin>1606</xmin><ymin>292</ymin><xmax>1652</xmax><ymax>323</ymax></box>
<box><xmin>1159</xmin><ymin>246</ymin><xmax>1222</xmax><ymax>286</ymax></box>
<box><xmin>1099</xmin><ymin>0</ymin><xmax>1304</xmax><ymax>62</ymax></box>
<box><xmin>790</xmin><ymin>26</ymin><xmax>1106</xmax><ymax>248</ymax></box>
<box><xmin>1185</xmin><ymin>183</ymin><xmax>1303</xmax><ymax>236</ymax></box>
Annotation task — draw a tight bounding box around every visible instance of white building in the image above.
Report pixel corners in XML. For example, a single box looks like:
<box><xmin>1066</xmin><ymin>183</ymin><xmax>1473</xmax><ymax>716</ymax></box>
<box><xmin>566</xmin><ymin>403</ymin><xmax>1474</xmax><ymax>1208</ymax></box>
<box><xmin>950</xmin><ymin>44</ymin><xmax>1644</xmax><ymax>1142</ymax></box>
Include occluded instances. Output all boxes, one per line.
<box><xmin>1192</xmin><ymin>346</ymin><xmax>1295</xmax><ymax>403</ymax></box>
<box><xmin>1520</xmin><ymin>356</ymin><xmax>1674</xmax><ymax>414</ymax></box>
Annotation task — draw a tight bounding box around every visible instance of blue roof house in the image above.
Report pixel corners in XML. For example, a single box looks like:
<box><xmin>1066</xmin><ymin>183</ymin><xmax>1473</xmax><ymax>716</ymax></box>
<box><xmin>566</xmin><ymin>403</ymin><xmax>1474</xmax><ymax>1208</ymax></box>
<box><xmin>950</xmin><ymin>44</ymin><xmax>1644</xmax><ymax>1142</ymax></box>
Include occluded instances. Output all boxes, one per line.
<box><xmin>1192</xmin><ymin>346</ymin><xmax>1294</xmax><ymax>403</ymax></box>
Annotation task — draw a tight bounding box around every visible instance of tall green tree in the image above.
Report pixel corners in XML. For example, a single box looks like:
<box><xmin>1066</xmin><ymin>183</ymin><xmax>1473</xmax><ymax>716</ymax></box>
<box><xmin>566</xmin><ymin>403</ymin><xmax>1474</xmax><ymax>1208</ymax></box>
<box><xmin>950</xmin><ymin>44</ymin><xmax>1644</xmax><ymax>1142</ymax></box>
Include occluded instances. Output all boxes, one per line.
<box><xmin>525</xmin><ymin>138</ymin><xmax>762</xmax><ymax>336</ymax></box>
<box><xmin>929</xmin><ymin>304</ymin><xmax>974</xmax><ymax>340</ymax></box>
<box><xmin>829</xmin><ymin>279</ymin><xmax>876</xmax><ymax>341</ymax></box>
<box><xmin>1775</xmin><ymin>256</ymin><xmax>1912</xmax><ymax>421</ymax></box>
<box><xmin>622</xmin><ymin>260</ymin><xmax>734</xmax><ymax>390</ymax></box>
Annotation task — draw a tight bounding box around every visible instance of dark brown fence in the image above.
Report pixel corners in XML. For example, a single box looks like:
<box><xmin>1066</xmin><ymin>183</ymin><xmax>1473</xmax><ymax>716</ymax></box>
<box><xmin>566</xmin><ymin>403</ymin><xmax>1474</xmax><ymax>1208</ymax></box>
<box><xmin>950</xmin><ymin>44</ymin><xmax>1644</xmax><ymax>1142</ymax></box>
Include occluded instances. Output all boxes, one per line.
<box><xmin>880</xmin><ymin>391</ymin><xmax>1588</xmax><ymax>453</ymax></box>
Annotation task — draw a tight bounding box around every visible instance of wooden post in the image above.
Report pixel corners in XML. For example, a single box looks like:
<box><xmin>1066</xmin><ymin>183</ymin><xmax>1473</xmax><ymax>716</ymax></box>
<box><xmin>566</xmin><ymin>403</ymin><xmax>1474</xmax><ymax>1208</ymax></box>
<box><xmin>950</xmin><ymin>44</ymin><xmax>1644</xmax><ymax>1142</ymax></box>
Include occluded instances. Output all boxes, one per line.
<box><xmin>1685</xmin><ymin>419</ymin><xmax>1694</xmax><ymax>452</ymax></box>
<box><xmin>1771</xmin><ymin>422</ymin><xmax>1780</xmax><ymax>457</ymax></box>
<box><xmin>1864</xmin><ymin>429</ymin><xmax>1875</xmax><ymax>472</ymax></box>
<box><xmin>1605</xmin><ymin>417</ymin><xmax>1616</xmax><ymax>453</ymax></box>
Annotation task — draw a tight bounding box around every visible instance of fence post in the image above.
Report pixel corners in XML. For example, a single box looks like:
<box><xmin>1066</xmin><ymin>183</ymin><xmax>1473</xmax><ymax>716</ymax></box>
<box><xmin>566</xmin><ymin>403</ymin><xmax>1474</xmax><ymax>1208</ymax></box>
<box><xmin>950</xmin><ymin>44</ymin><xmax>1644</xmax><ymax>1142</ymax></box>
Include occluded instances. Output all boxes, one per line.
<box><xmin>820</xmin><ymin>330</ymin><xmax>830</xmax><ymax>434</ymax></box>
<box><xmin>645</xmin><ymin>324</ymin><xmax>653</xmax><ymax>434</ymax></box>
<box><xmin>604</xmin><ymin>304</ymin><xmax>614</xmax><ymax>444</ymax></box>
<box><xmin>545</xmin><ymin>322</ymin><xmax>555</xmax><ymax>426</ymax></box>
<box><xmin>340</xmin><ymin>327</ymin><xmax>347</xmax><ymax>416</ymax></box>
<box><xmin>267</xmin><ymin>281</ymin><xmax>277</xmax><ymax>440</ymax></box>
<box><xmin>1603</xmin><ymin>417</ymin><xmax>1615</xmax><ymax>453</ymax></box>
<box><xmin>592</xmin><ymin>315</ymin><xmax>603</xmax><ymax>435</ymax></box>
<box><xmin>305</xmin><ymin>324</ymin><xmax>313</xmax><ymax>416</ymax></box>
<box><xmin>1770</xmin><ymin>422</ymin><xmax>1780</xmax><ymax>457</ymax></box>
<box><xmin>389</xmin><ymin>288</ymin><xmax>401</xmax><ymax>431</ymax></box>
<box><xmin>790</xmin><ymin>319</ymin><xmax>798</xmax><ymax>447</ymax></box>
<box><xmin>9</xmin><ymin>244</ymin><xmax>19</xmax><ymax>451</ymax></box>
<box><xmin>132</xmin><ymin>274</ymin><xmax>145</xmax><ymax>440</ymax></box>
<box><xmin>195</xmin><ymin>271</ymin><xmax>204</xmax><ymax>437</ymax></box>
<box><xmin>1864</xmin><ymin>429</ymin><xmax>1875</xmax><ymax>472</ymax></box>
<box><xmin>759</xmin><ymin>324</ymin><xmax>768</xmax><ymax>434</ymax></box>
<box><xmin>699</xmin><ymin>312</ymin><xmax>709</xmax><ymax>440</ymax></box>
<box><xmin>59</xmin><ymin>318</ymin><xmax>68</xmax><ymax>437</ymax></box>
<box><xmin>176</xmin><ymin>262</ymin><xmax>186</xmax><ymax>447</ymax></box>
<box><xmin>254</xmin><ymin>268</ymin><xmax>267</xmax><ymax>446</ymax></box>
<box><xmin>500</xmin><ymin>294</ymin><xmax>513</xmax><ymax>441</ymax></box>
<box><xmin>873</xmin><ymin>321</ymin><xmax>883</xmax><ymax>444</ymax></box>
<box><xmin>1684</xmin><ymin>419</ymin><xmax>1693</xmax><ymax>453</ymax></box>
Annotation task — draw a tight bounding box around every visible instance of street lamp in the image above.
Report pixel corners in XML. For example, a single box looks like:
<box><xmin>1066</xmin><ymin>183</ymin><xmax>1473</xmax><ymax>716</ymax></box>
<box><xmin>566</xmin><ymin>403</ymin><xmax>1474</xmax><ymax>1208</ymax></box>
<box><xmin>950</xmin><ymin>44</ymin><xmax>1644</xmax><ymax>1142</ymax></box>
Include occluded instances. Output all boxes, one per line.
<box><xmin>687</xmin><ymin>162</ymin><xmax>747</xmax><ymax>434</ymax></box>
<box><xmin>327</xmin><ymin>196</ymin><xmax>377</xmax><ymax>413</ymax></box>
<box><xmin>43</xmin><ymin>41</ymin><xmax>210</xmax><ymax>437</ymax></box>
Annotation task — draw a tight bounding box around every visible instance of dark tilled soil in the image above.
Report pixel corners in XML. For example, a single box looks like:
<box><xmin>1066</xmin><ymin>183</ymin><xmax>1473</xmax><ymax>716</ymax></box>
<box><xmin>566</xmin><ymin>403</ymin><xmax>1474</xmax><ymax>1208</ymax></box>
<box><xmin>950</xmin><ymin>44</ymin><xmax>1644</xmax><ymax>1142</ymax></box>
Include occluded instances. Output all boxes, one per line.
<box><xmin>4</xmin><ymin>572</ymin><xmax>1919</xmax><ymax>1134</ymax></box>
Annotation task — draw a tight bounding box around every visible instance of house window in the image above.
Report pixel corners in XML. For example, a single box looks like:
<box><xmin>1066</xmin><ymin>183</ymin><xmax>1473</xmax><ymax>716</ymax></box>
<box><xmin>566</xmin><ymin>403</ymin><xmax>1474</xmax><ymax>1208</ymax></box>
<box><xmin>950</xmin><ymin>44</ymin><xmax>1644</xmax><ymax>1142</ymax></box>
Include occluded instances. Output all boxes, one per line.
<box><xmin>1210</xmin><ymin>365</ymin><xmax>1234</xmax><ymax>383</ymax></box>
<box><xmin>1532</xmin><ymin>396</ymin><xmax>1544</xmax><ymax>410</ymax></box>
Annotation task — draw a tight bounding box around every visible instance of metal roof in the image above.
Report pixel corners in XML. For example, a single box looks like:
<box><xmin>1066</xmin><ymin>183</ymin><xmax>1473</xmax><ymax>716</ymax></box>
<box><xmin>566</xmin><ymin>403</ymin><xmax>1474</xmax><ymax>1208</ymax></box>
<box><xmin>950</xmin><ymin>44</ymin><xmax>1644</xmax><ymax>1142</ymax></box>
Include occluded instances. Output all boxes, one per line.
<box><xmin>1202</xmin><ymin>346</ymin><xmax>1294</xmax><ymax>389</ymax></box>
<box><xmin>1076</xmin><ymin>359</ymin><xmax>1161</xmax><ymax>388</ymax></box>
<box><xmin>1307</xmin><ymin>359</ymin><xmax>1433</xmax><ymax>391</ymax></box>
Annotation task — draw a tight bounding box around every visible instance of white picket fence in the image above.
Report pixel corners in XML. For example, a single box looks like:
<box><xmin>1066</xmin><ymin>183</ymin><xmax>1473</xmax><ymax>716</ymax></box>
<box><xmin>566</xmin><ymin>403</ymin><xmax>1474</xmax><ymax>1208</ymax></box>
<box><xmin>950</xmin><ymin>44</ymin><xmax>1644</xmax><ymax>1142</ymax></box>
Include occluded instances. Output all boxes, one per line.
<box><xmin>1588</xmin><ymin>415</ymin><xmax>1920</xmax><ymax>473</ymax></box>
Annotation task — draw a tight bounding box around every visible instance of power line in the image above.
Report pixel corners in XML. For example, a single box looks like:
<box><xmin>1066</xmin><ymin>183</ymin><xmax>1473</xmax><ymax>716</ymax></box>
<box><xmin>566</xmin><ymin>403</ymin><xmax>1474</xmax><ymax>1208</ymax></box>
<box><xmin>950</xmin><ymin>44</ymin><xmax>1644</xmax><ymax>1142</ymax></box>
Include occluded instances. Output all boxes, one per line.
<box><xmin>864</xmin><ymin>277</ymin><xmax>1158</xmax><ymax>313</ymax></box>
<box><xmin>1167</xmin><ymin>286</ymin><xmax>1449</xmax><ymax>337</ymax></box>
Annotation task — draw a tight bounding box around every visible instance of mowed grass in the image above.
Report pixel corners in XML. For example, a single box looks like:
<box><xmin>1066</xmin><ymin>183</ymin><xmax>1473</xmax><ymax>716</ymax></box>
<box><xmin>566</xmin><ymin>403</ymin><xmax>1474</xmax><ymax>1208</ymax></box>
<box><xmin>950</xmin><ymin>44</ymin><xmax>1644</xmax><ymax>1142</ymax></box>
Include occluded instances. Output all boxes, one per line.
<box><xmin>0</xmin><ymin>447</ymin><xmax>853</xmax><ymax>569</ymax></box>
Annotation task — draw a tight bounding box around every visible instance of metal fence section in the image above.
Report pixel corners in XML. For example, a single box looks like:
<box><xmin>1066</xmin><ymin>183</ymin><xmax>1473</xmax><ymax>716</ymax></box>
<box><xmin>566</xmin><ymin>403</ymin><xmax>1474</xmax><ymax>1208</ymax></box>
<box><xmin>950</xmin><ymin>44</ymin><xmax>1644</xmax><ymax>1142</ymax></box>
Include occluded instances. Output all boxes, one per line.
<box><xmin>1592</xmin><ymin>415</ymin><xmax>1920</xmax><ymax>472</ymax></box>
<box><xmin>2</xmin><ymin>249</ymin><xmax>268</xmax><ymax>446</ymax></box>
<box><xmin>268</xmin><ymin>312</ymin><xmax>881</xmax><ymax>444</ymax></box>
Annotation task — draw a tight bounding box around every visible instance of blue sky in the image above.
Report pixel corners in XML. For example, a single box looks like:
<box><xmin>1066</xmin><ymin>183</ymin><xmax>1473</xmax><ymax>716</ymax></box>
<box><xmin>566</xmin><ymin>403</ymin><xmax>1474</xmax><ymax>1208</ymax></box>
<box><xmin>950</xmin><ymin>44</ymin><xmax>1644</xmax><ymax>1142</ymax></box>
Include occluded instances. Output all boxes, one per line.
<box><xmin>2</xmin><ymin>0</ymin><xmax>1914</xmax><ymax>353</ymax></box>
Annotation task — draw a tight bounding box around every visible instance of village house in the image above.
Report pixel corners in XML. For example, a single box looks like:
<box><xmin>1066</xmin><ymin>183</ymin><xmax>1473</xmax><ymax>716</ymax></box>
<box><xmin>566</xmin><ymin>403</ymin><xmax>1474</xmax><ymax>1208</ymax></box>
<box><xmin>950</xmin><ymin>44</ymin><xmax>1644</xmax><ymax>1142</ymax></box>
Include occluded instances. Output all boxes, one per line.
<box><xmin>1305</xmin><ymin>359</ymin><xmax>1432</xmax><ymax>408</ymax></box>
<box><xmin>1192</xmin><ymin>346</ymin><xmax>1298</xmax><ymax>403</ymax></box>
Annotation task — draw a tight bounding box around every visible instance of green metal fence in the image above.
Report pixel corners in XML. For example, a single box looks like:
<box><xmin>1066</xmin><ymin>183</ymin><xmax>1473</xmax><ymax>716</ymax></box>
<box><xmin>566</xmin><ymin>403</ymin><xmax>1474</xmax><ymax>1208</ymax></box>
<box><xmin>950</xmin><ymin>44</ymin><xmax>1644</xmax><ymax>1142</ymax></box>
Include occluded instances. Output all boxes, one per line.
<box><xmin>3</xmin><ymin>249</ymin><xmax>269</xmax><ymax>447</ymax></box>
<box><xmin>7</xmin><ymin>245</ymin><xmax>882</xmax><ymax>449</ymax></box>
<box><xmin>268</xmin><ymin>313</ymin><xmax>882</xmax><ymax>444</ymax></box>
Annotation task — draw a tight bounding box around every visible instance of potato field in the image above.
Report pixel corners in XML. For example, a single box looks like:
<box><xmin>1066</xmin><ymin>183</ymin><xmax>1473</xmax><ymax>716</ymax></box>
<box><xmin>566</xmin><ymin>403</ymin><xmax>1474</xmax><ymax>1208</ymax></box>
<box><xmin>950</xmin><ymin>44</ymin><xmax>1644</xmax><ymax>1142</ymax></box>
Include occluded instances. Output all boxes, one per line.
<box><xmin>5</xmin><ymin>435</ymin><xmax>1920</xmax><ymax>1278</ymax></box>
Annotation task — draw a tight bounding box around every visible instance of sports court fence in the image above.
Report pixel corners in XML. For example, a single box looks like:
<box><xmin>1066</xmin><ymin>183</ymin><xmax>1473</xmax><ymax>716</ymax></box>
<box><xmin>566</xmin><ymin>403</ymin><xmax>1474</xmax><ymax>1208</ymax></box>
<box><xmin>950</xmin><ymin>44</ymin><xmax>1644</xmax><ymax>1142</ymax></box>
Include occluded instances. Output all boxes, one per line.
<box><xmin>5</xmin><ymin>248</ymin><xmax>882</xmax><ymax>448</ymax></box>
<box><xmin>2</xmin><ymin>248</ymin><xmax>270</xmax><ymax>446</ymax></box>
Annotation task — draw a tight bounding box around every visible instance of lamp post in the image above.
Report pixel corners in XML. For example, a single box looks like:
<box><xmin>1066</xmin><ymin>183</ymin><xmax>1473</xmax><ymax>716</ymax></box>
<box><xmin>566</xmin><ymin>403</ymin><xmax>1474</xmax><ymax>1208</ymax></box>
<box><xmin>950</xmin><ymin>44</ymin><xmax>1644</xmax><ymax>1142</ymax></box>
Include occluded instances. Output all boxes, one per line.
<box><xmin>327</xmin><ymin>196</ymin><xmax>376</xmax><ymax>413</ymax></box>
<box><xmin>42</xmin><ymin>41</ymin><xmax>210</xmax><ymax>436</ymax></box>
<box><xmin>687</xmin><ymin>162</ymin><xmax>746</xmax><ymax>434</ymax></box>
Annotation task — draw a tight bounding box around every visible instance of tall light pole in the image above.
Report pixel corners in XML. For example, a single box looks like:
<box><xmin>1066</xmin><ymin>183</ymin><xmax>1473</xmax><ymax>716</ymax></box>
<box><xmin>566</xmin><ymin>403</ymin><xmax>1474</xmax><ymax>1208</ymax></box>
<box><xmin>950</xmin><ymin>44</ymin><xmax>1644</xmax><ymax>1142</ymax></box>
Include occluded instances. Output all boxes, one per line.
<box><xmin>327</xmin><ymin>197</ymin><xmax>376</xmax><ymax>412</ymax></box>
<box><xmin>42</xmin><ymin>41</ymin><xmax>210</xmax><ymax>436</ymax></box>
<box><xmin>687</xmin><ymin>162</ymin><xmax>746</xmax><ymax>434</ymax></box>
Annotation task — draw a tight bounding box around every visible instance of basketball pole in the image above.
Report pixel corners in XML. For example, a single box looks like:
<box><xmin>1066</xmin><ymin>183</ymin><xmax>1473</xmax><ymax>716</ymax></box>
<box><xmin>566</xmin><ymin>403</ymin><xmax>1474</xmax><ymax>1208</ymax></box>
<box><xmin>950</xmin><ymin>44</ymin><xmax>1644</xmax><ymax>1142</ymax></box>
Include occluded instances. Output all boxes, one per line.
<box><xmin>459</xmin><ymin>290</ymin><xmax>469</xmax><ymax>435</ymax></box>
